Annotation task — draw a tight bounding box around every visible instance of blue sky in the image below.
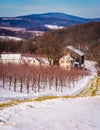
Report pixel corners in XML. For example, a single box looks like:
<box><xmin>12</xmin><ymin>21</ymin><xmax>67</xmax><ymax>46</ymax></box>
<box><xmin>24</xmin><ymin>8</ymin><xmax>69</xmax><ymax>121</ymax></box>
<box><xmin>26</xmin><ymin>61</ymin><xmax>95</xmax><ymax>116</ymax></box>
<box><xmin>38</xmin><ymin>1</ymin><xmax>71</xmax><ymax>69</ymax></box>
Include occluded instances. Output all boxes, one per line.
<box><xmin>0</xmin><ymin>0</ymin><xmax>100</xmax><ymax>18</ymax></box>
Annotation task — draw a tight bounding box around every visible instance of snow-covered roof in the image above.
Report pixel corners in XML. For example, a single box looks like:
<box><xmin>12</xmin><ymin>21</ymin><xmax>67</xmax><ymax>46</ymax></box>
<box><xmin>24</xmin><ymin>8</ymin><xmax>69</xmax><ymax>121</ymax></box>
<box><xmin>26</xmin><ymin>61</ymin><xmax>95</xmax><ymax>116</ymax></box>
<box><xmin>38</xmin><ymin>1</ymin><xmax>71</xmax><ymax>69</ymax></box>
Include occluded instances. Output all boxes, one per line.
<box><xmin>67</xmin><ymin>46</ymin><xmax>84</xmax><ymax>56</ymax></box>
<box><xmin>22</xmin><ymin>56</ymin><xmax>39</xmax><ymax>61</ymax></box>
<box><xmin>21</xmin><ymin>56</ymin><xmax>49</xmax><ymax>66</ymax></box>
<box><xmin>1</xmin><ymin>54</ymin><xmax>21</xmax><ymax>60</ymax></box>
<box><xmin>37</xmin><ymin>57</ymin><xmax>49</xmax><ymax>65</ymax></box>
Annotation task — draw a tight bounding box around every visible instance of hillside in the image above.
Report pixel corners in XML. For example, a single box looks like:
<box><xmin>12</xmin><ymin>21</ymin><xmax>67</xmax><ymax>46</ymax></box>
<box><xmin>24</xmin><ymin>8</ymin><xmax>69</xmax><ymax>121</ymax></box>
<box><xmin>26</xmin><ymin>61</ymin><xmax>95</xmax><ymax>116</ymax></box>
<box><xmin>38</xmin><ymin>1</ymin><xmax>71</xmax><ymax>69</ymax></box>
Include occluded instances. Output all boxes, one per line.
<box><xmin>36</xmin><ymin>22</ymin><xmax>100</xmax><ymax>66</ymax></box>
<box><xmin>0</xmin><ymin>22</ymin><xmax>100</xmax><ymax>67</ymax></box>
<box><xmin>0</xmin><ymin>12</ymin><xmax>100</xmax><ymax>31</ymax></box>
<box><xmin>0</xmin><ymin>12</ymin><xmax>100</xmax><ymax>39</ymax></box>
<box><xmin>0</xmin><ymin>59</ymin><xmax>100</xmax><ymax>130</ymax></box>
<box><xmin>0</xmin><ymin>27</ymin><xmax>43</xmax><ymax>39</ymax></box>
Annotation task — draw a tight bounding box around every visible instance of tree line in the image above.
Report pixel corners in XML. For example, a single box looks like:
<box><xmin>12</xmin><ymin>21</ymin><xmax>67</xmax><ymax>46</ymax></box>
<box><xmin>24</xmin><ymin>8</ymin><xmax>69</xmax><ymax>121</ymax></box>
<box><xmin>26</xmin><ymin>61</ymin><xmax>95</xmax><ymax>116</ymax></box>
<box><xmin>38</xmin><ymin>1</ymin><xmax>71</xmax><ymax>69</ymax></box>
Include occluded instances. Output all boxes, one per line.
<box><xmin>0</xmin><ymin>22</ymin><xmax>100</xmax><ymax>66</ymax></box>
<box><xmin>35</xmin><ymin>22</ymin><xmax>100</xmax><ymax>66</ymax></box>
<box><xmin>0</xmin><ymin>39</ymin><xmax>37</xmax><ymax>54</ymax></box>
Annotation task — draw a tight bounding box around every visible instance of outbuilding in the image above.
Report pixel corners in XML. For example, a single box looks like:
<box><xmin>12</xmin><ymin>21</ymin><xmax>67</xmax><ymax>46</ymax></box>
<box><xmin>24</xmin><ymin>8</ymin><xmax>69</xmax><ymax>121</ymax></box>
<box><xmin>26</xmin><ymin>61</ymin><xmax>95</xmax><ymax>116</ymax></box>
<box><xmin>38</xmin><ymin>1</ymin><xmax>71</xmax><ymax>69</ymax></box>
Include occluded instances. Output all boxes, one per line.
<box><xmin>65</xmin><ymin>46</ymin><xmax>84</xmax><ymax>67</ymax></box>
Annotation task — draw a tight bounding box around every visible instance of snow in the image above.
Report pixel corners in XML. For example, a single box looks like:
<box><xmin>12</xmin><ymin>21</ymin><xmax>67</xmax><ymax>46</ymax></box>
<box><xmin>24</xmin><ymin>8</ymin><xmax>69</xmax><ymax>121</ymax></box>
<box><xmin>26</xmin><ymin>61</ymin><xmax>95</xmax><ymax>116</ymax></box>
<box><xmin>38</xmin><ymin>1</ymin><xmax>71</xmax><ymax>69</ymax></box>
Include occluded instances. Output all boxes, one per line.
<box><xmin>1</xmin><ymin>54</ymin><xmax>21</xmax><ymax>60</ymax></box>
<box><xmin>0</xmin><ymin>75</ymin><xmax>91</xmax><ymax>102</ymax></box>
<box><xmin>37</xmin><ymin>57</ymin><xmax>50</xmax><ymax>66</ymax></box>
<box><xmin>0</xmin><ymin>27</ymin><xmax>26</xmax><ymax>31</ymax></box>
<box><xmin>67</xmin><ymin>46</ymin><xmax>84</xmax><ymax>56</ymax></box>
<box><xmin>0</xmin><ymin>54</ymin><xmax>21</xmax><ymax>64</ymax></box>
<box><xmin>84</xmin><ymin>60</ymin><xmax>97</xmax><ymax>76</ymax></box>
<box><xmin>0</xmin><ymin>60</ymin><xmax>99</xmax><ymax>130</ymax></box>
<box><xmin>0</xmin><ymin>54</ymin><xmax>50</xmax><ymax>66</ymax></box>
<box><xmin>0</xmin><ymin>97</ymin><xmax>100</xmax><ymax>130</ymax></box>
<box><xmin>0</xmin><ymin>60</ymin><xmax>97</xmax><ymax>102</ymax></box>
<box><xmin>27</xmin><ymin>30</ymin><xmax>44</xmax><ymax>36</ymax></box>
<box><xmin>44</xmin><ymin>24</ymin><xmax>64</xmax><ymax>29</ymax></box>
<box><xmin>21</xmin><ymin>56</ymin><xmax>40</xmax><ymax>66</ymax></box>
<box><xmin>0</xmin><ymin>36</ymin><xmax>23</xmax><ymax>41</ymax></box>
<box><xmin>0</xmin><ymin>27</ymin><xmax>44</xmax><ymax>36</ymax></box>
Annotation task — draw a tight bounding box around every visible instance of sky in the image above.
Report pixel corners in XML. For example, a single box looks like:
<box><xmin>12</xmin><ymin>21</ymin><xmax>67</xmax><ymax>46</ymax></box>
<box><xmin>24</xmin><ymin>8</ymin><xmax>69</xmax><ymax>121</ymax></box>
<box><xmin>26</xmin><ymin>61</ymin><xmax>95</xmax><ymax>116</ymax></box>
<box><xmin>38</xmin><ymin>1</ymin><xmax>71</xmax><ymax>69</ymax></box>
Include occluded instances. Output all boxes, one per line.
<box><xmin>0</xmin><ymin>0</ymin><xmax>100</xmax><ymax>18</ymax></box>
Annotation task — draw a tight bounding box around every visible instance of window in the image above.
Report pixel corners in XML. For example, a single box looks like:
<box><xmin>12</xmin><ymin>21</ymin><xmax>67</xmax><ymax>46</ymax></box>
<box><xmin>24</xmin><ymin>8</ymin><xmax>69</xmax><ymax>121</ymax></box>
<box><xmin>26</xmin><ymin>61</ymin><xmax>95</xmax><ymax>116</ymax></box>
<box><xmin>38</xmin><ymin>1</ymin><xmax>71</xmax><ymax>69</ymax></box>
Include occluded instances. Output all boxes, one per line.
<box><xmin>61</xmin><ymin>60</ymin><xmax>64</xmax><ymax>63</ymax></box>
<box><xmin>66</xmin><ymin>59</ymin><xmax>70</xmax><ymax>63</ymax></box>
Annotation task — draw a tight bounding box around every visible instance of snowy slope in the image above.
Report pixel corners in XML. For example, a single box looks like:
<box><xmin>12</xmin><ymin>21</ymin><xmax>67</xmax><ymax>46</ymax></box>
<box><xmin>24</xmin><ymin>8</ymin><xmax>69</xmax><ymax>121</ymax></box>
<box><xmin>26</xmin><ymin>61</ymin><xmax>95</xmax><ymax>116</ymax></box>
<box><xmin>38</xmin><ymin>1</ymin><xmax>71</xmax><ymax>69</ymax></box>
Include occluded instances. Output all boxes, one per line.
<box><xmin>0</xmin><ymin>60</ymin><xmax>97</xmax><ymax>102</ymax></box>
<box><xmin>0</xmin><ymin>75</ymin><xmax>93</xmax><ymax>102</ymax></box>
<box><xmin>0</xmin><ymin>60</ymin><xmax>99</xmax><ymax>130</ymax></box>
<box><xmin>84</xmin><ymin>60</ymin><xmax>97</xmax><ymax>76</ymax></box>
<box><xmin>0</xmin><ymin>36</ymin><xmax>23</xmax><ymax>41</ymax></box>
<box><xmin>0</xmin><ymin>97</ymin><xmax>100</xmax><ymax>130</ymax></box>
<box><xmin>44</xmin><ymin>24</ymin><xmax>64</xmax><ymax>29</ymax></box>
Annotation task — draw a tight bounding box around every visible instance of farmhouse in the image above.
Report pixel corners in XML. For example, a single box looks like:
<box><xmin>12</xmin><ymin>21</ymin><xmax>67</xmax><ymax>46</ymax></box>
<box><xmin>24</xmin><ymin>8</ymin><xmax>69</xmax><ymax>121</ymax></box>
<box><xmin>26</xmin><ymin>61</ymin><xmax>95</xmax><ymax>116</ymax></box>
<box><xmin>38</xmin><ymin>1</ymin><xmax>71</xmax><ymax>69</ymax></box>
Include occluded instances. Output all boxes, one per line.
<box><xmin>59</xmin><ymin>46</ymin><xmax>84</xmax><ymax>70</ymax></box>
<box><xmin>59</xmin><ymin>54</ymin><xmax>74</xmax><ymax>70</ymax></box>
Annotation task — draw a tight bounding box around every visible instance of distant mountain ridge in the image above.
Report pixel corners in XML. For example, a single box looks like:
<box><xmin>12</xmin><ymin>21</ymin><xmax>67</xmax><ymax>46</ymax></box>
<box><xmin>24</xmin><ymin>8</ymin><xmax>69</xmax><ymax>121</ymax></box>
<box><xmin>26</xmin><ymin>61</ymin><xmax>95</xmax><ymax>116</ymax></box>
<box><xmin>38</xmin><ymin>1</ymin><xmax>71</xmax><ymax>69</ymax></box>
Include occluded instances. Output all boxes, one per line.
<box><xmin>0</xmin><ymin>12</ymin><xmax>100</xmax><ymax>31</ymax></box>
<box><xmin>20</xmin><ymin>12</ymin><xmax>90</xmax><ymax>22</ymax></box>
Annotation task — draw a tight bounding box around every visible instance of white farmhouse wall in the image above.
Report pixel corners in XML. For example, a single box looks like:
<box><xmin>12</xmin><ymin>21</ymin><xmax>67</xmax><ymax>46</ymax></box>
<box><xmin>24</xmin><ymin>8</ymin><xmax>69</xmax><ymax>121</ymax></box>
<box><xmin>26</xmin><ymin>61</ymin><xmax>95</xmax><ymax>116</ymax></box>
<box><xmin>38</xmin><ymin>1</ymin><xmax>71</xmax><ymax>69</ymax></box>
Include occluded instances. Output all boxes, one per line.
<box><xmin>59</xmin><ymin>54</ymin><xmax>74</xmax><ymax>70</ymax></box>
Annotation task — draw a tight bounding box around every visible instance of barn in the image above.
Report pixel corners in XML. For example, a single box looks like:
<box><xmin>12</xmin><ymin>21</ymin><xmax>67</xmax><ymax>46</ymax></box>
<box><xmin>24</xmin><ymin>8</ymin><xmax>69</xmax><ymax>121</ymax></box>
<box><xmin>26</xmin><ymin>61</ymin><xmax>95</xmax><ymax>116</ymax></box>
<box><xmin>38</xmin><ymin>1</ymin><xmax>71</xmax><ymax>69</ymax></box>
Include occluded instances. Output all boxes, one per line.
<box><xmin>59</xmin><ymin>46</ymin><xmax>84</xmax><ymax>70</ymax></box>
<box><xmin>65</xmin><ymin>46</ymin><xmax>84</xmax><ymax>66</ymax></box>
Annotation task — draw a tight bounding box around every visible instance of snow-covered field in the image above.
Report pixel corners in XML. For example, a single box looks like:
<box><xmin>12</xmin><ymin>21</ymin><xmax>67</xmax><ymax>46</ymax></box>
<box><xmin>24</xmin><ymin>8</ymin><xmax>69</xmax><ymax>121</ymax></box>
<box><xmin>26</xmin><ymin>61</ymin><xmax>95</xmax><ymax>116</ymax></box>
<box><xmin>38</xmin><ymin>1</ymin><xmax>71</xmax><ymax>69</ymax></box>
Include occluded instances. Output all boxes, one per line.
<box><xmin>0</xmin><ymin>26</ymin><xmax>26</xmax><ymax>31</ymax></box>
<box><xmin>0</xmin><ymin>36</ymin><xmax>23</xmax><ymax>41</ymax></box>
<box><xmin>0</xmin><ymin>60</ymin><xmax>100</xmax><ymax>130</ymax></box>
<box><xmin>0</xmin><ymin>97</ymin><xmax>100</xmax><ymax>130</ymax></box>
<box><xmin>44</xmin><ymin>24</ymin><xmax>64</xmax><ymax>29</ymax></box>
<box><xmin>0</xmin><ymin>75</ymin><xmax>92</xmax><ymax>102</ymax></box>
